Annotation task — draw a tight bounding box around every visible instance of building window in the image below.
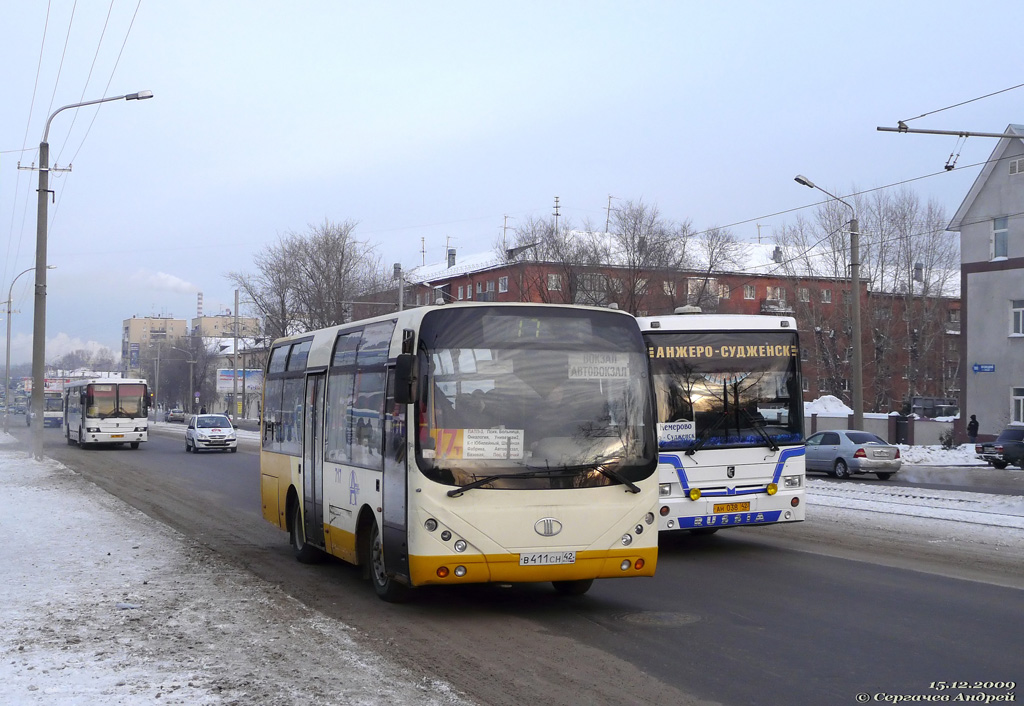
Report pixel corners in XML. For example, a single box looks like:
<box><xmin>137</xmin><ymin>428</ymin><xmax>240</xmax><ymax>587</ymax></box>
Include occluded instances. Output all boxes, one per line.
<box><xmin>1013</xmin><ymin>300</ymin><xmax>1024</xmax><ymax>335</ymax></box>
<box><xmin>798</xmin><ymin>287</ymin><xmax>810</xmax><ymax>303</ymax></box>
<box><xmin>1014</xmin><ymin>388</ymin><xmax>1024</xmax><ymax>423</ymax></box>
<box><xmin>800</xmin><ymin>347</ymin><xmax>809</xmax><ymax>362</ymax></box>
<box><xmin>465</xmin><ymin>285</ymin><xmax>472</xmax><ymax>300</ymax></box>
<box><xmin>476</xmin><ymin>282</ymin><xmax>483</xmax><ymax>294</ymax></box>
<box><xmin>719</xmin><ymin>283</ymin><xmax>731</xmax><ymax>299</ymax></box>
<box><xmin>993</xmin><ymin>217</ymin><xmax>1009</xmax><ymax>259</ymax></box>
<box><xmin>841</xmin><ymin>379</ymin><xmax>850</xmax><ymax>392</ymax></box>
<box><xmin>498</xmin><ymin>277</ymin><xmax>508</xmax><ymax>293</ymax></box>
<box><xmin>948</xmin><ymin>309</ymin><xmax>960</xmax><ymax>323</ymax></box>
<box><xmin>743</xmin><ymin>284</ymin><xmax>756</xmax><ymax>300</ymax></box>
<box><xmin>802</xmin><ymin>377</ymin><xmax>809</xmax><ymax>393</ymax></box>
<box><xmin>486</xmin><ymin>281</ymin><xmax>495</xmax><ymax>292</ymax></box>
<box><xmin>547</xmin><ymin>273</ymin><xmax>561</xmax><ymax>291</ymax></box>
<box><xmin>1010</xmin><ymin>157</ymin><xmax>1024</xmax><ymax>175</ymax></box>
<box><xmin>457</xmin><ymin>285</ymin><xmax>464</xmax><ymax>300</ymax></box>
<box><xmin>663</xmin><ymin>281</ymin><xmax>677</xmax><ymax>296</ymax></box>
<box><xmin>821</xmin><ymin>289</ymin><xmax>832</xmax><ymax>303</ymax></box>
<box><xmin>767</xmin><ymin>285</ymin><xmax>786</xmax><ymax>302</ymax></box>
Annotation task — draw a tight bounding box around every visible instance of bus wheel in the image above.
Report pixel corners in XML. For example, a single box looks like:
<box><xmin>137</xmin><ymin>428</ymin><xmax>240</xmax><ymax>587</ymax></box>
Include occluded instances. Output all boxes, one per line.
<box><xmin>368</xmin><ymin>520</ymin><xmax>410</xmax><ymax>603</ymax></box>
<box><xmin>130</xmin><ymin>442</ymin><xmax>140</xmax><ymax>449</ymax></box>
<box><xmin>77</xmin><ymin>428</ymin><xmax>86</xmax><ymax>449</ymax></box>
<box><xmin>552</xmin><ymin>579</ymin><xmax>594</xmax><ymax>596</ymax></box>
<box><xmin>288</xmin><ymin>499</ymin><xmax>323</xmax><ymax>564</ymax></box>
<box><xmin>66</xmin><ymin>431</ymin><xmax>75</xmax><ymax>446</ymax></box>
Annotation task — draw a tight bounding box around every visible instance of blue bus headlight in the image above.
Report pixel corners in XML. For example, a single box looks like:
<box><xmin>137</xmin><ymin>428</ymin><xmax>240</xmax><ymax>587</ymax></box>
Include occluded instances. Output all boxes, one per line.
<box><xmin>783</xmin><ymin>475</ymin><xmax>801</xmax><ymax>488</ymax></box>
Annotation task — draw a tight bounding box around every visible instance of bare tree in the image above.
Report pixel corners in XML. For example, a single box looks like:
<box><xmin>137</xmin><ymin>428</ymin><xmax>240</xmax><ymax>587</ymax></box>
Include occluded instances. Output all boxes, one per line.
<box><xmin>776</xmin><ymin>185</ymin><xmax>958</xmax><ymax>411</ymax></box>
<box><xmin>686</xmin><ymin>226</ymin><xmax>743</xmax><ymax>310</ymax></box>
<box><xmin>228</xmin><ymin>219</ymin><xmax>385</xmax><ymax>339</ymax></box>
<box><xmin>604</xmin><ymin>200</ymin><xmax>691</xmax><ymax>314</ymax></box>
<box><xmin>496</xmin><ymin>214</ymin><xmax>591</xmax><ymax>304</ymax></box>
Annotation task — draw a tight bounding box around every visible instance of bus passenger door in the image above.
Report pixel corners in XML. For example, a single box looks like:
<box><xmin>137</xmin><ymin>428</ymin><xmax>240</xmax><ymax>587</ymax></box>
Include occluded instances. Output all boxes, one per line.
<box><xmin>302</xmin><ymin>372</ymin><xmax>326</xmax><ymax>549</ymax></box>
<box><xmin>381</xmin><ymin>367</ymin><xmax>409</xmax><ymax>580</ymax></box>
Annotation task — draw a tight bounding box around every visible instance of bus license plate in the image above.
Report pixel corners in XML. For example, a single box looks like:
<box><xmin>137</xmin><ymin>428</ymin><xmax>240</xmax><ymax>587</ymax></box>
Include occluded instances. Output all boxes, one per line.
<box><xmin>714</xmin><ymin>502</ymin><xmax>749</xmax><ymax>513</ymax></box>
<box><xmin>110</xmin><ymin>434</ymin><xmax>124</xmax><ymax>439</ymax></box>
<box><xmin>519</xmin><ymin>551</ymin><xmax>576</xmax><ymax>566</ymax></box>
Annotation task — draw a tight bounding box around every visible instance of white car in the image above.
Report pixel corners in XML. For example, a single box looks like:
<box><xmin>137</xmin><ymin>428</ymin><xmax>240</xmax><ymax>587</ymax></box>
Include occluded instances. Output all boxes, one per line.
<box><xmin>185</xmin><ymin>414</ymin><xmax>238</xmax><ymax>453</ymax></box>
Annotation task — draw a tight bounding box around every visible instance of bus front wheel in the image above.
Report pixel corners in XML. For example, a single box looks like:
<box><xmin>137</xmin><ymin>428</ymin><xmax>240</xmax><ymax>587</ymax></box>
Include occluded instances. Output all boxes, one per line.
<box><xmin>368</xmin><ymin>520</ymin><xmax>410</xmax><ymax>603</ymax></box>
<box><xmin>552</xmin><ymin>579</ymin><xmax>594</xmax><ymax>596</ymax></box>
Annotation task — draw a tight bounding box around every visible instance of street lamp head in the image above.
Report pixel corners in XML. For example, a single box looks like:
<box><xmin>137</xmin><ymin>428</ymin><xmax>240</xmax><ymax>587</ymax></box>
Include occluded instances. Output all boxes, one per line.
<box><xmin>794</xmin><ymin>174</ymin><xmax>816</xmax><ymax>189</ymax></box>
<box><xmin>46</xmin><ymin>265</ymin><xmax>56</xmax><ymax>270</ymax></box>
<box><xmin>126</xmin><ymin>90</ymin><xmax>154</xmax><ymax>101</ymax></box>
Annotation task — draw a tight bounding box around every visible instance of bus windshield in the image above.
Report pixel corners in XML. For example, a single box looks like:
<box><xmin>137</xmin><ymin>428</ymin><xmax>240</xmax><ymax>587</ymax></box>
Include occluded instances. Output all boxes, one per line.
<box><xmin>646</xmin><ymin>330</ymin><xmax>803</xmax><ymax>451</ymax></box>
<box><xmin>415</xmin><ymin>307</ymin><xmax>655</xmax><ymax>490</ymax></box>
<box><xmin>86</xmin><ymin>383</ymin><xmax>148</xmax><ymax>418</ymax></box>
<box><xmin>44</xmin><ymin>396</ymin><xmax>63</xmax><ymax>411</ymax></box>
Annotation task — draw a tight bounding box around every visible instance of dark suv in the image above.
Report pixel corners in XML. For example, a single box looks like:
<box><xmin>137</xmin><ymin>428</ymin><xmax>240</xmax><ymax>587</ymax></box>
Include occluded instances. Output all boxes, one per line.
<box><xmin>976</xmin><ymin>425</ymin><xmax>1024</xmax><ymax>469</ymax></box>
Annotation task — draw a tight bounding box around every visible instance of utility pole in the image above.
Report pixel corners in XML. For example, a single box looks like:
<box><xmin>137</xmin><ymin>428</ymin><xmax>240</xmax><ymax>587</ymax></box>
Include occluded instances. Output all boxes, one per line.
<box><xmin>553</xmin><ymin>196</ymin><xmax>560</xmax><ymax>239</ymax></box>
<box><xmin>232</xmin><ymin>290</ymin><xmax>239</xmax><ymax>419</ymax></box>
<box><xmin>605</xmin><ymin>195</ymin><xmax>616</xmax><ymax>233</ymax></box>
<box><xmin>502</xmin><ymin>215</ymin><xmax>513</xmax><ymax>250</ymax></box>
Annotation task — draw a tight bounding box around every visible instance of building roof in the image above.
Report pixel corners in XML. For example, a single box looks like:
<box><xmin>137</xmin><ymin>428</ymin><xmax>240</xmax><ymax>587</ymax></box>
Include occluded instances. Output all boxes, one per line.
<box><xmin>947</xmin><ymin>123</ymin><xmax>1024</xmax><ymax>232</ymax></box>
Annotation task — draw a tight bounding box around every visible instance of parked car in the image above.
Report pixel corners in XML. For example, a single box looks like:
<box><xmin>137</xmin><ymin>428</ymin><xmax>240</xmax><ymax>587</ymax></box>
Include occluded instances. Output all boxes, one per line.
<box><xmin>975</xmin><ymin>425</ymin><xmax>1024</xmax><ymax>469</ymax></box>
<box><xmin>164</xmin><ymin>408</ymin><xmax>186</xmax><ymax>423</ymax></box>
<box><xmin>185</xmin><ymin>414</ymin><xmax>238</xmax><ymax>453</ymax></box>
<box><xmin>804</xmin><ymin>429</ymin><xmax>902</xmax><ymax>480</ymax></box>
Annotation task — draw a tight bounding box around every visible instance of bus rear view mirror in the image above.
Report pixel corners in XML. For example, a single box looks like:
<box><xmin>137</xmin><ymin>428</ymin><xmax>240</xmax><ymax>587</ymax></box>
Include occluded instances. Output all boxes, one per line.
<box><xmin>394</xmin><ymin>354</ymin><xmax>418</xmax><ymax>405</ymax></box>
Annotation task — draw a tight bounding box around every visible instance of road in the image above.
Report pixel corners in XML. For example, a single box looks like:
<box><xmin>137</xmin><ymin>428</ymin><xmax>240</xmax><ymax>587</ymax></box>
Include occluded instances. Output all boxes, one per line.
<box><xmin>15</xmin><ymin>422</ymin><xmax>1024</xmax><ymax>706</ymax></box>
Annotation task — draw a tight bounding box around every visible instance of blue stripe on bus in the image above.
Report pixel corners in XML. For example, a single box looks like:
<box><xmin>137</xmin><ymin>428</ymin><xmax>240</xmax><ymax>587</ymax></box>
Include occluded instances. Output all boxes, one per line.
<box><xmin>659</xmin><ymin>446</ymin><xmax>804</xmax><ymax>496</ymax></box>
<box><xmin>676</xmin><ymin>510</ymin><xmax>784</xmax><ymax>529</ymax></box>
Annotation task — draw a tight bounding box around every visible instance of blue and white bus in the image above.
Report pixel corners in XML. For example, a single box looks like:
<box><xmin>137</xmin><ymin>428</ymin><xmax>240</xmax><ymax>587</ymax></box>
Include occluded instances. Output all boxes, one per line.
<box><xmin>636</xmin><ymin>312</ymin><xmax>806</xmax><ymax>534</ymax></box>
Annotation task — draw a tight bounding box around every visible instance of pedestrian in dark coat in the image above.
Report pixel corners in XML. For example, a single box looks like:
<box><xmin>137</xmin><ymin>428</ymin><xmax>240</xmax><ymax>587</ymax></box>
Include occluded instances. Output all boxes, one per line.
<box><xmin>967</xmin><ymin>414</ymin><xmax>979</xmax><ymax>444</ymax></box>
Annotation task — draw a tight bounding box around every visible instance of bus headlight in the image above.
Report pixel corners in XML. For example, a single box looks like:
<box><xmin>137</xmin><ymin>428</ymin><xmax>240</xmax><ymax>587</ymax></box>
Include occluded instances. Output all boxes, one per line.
<box><xmin>645</xmin><ymin>512</ymin><xmax>655</xmax><ymax>525</ymax></box>
<box><xmin>621</xmin><ymin>533</ymin><xmax>633</xmax><ymax>546</ymax></box>
<box><xmin>766</xmin><ymin>483</ymin><xmax>778</xmax><ymax>495</ymax></box>
<box><xmin>453</xmin><ymin>539</ymin><xmax>467</xmax><ymax>552</ymax></box>
<box><xmin>783</xmin><ymin>475</ymin><xmax>801</xmax><ymax>488</ymax></box>
<box><xmin>659</xmin><ymin>483</ymin><xmax>672</xmax><ymax>496</ymax></box>
<box><xmin>688</xmin><ymin>488</ymin><xmax>702</xmax><ymax>501</ymax></box>
<box><xmin>454</xmin><ymin>565</ymin><xmax>467</xmax><ymax>577</ymax></box>
<box><xmin>424</xmin><ymin>518</ymin><xmax>438</xmax><ymax>532</ymax></box>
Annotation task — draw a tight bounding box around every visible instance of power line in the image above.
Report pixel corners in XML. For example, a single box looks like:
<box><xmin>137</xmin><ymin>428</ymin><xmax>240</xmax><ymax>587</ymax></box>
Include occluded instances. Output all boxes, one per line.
<box><xmin>901</xmin><ymin>82</ymin><xmax>1024</xmax><ymax>124</ymax></box>
<box><xmin>55</xmin><ymin>0</ymin><xmax>117</xmax><ymax>166</ymax></box>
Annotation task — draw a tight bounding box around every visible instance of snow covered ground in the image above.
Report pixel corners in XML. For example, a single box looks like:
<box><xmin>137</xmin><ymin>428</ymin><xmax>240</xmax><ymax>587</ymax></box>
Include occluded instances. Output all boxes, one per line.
<box><xmin>0</xmin><ymin>430</ymin><xmax>1020</xmax><ymax>704</ymax></box>
<box><xmin>0</xmin><ymin>433</ymin><xmax>470</xmax><ymax>706</ymax></box>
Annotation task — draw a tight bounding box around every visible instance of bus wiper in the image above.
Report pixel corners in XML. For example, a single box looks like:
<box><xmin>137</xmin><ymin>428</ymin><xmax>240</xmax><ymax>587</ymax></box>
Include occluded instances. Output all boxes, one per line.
<box><xmin>684</xmin><ymin>411</ymin><xmax>729</xmax><ymax>457</ymax></box>
<box><xmin>526</xmin><ymin>460</ymin><xmax>640</xmax><ymax>494</ymax></box>
<box><xmin>740</xmin><ymin>409</ymin><xmax>779</xmax><ymax>452</ymax></box>
<box><xmin>446</xmin><ymin>468</ymin><xmax>576</xmax><ymax>498</ymax></box>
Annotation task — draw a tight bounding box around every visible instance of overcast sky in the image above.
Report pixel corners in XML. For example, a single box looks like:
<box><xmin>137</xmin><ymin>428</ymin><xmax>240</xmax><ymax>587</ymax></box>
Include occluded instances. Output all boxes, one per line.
<box><xmin>1</xmin><ymin>1</ymin><xmax>1022</xmax><ymax>364</ymax></box>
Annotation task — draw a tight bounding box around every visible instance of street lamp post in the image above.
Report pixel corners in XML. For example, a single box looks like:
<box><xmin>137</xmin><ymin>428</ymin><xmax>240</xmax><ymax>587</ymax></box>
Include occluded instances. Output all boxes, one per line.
<box><xmin>794</xmin><ymin>175</ymin><xmax>863</xmax><ymax>430</ymax></box>
<box><xmin>5</xmin><ymin>266</ymin><xmax>54</xmax><ymax>433</ymax></box>
<box><xmin>32</xmin><ymin>90</ymin><xmax>152</xmax><ymax>459</ymax></box>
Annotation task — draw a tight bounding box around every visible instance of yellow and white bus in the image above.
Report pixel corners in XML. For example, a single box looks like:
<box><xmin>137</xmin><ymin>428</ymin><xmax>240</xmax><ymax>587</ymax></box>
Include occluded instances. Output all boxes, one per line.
<box><xmin>63</xmin><ymin>378</ymin><xmax>150</xmax><ymax>449</ymax></box>
<box><xmin>636</xmin><ymin>312</ymin><xmax>806</xmax><ymax>534</ymax></box>
<box><xmin>260</xmin><ymin>302</ymin><xmax>659</xmax><ymax>601</ymax></box>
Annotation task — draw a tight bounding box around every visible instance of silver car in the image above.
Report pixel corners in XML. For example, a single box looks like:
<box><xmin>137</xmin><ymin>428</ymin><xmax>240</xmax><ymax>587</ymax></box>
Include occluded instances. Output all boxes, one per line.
<box><xmin>804</xmin><ymin>430</ymin><xmax>901</xmax><ymax>480</ymax></box>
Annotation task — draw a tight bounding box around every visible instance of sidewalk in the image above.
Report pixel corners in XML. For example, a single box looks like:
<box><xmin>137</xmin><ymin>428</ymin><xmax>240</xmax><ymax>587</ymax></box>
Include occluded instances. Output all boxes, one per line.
<box><xmin>0</xmin><ymin>434</ymin><xmax>469</xmax><ymax>705</ymax></box>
